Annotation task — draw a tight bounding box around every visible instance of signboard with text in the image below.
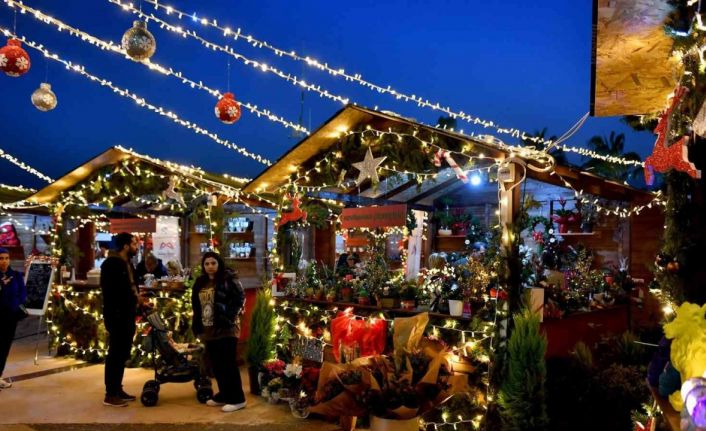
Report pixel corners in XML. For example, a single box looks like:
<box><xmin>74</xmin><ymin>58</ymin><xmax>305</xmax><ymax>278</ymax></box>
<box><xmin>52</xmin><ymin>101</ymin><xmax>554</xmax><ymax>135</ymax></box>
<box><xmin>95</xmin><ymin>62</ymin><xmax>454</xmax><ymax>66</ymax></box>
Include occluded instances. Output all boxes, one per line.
<box><xmin>340</xmin><ymin>204</ymin><xmax>407</xmax><ymax>229</ymax></box>
<box><xmin>109</xmin><ymin>218</ymin><xmax>157</xmax><ymax>233</ymax></box>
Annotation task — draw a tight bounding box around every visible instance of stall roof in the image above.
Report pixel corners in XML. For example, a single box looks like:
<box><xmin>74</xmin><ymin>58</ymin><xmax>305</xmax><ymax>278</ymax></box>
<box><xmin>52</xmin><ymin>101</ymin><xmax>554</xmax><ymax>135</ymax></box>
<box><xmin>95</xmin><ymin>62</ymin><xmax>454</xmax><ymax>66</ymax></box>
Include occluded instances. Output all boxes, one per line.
<box><xmin>244</xmin><ymin>104</ymin><xmax>656</xmax><ymax>203</ymax></box>
<box><xmin>0</xmin><ymin>184</ymin><xmax>35</xmax><ymax>204</ymax></box>
<box><xmin>26</xmin><ymin>146</ymin><xmax>250</xmax><ymax>206</ymax></box>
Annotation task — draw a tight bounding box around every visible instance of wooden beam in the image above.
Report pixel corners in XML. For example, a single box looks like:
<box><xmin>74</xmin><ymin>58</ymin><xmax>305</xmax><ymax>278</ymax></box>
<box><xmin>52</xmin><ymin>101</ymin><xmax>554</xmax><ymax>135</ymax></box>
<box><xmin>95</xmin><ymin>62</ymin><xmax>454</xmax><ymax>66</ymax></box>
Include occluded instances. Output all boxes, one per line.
<box><xmin>306</xmin><ymin>191</ymin><xmax>433</xmax><ymax>211</ymax></box>
<box><xmin>406</xmin><ymin>176</ymin><xmax>459</xmax><ymax>204</ymax></box>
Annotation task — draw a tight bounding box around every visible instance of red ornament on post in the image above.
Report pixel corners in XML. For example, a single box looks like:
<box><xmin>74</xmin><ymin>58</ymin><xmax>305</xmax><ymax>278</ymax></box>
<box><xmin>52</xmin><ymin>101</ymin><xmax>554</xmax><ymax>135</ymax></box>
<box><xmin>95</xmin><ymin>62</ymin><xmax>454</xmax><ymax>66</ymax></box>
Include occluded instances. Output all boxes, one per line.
<box><xmin>214</xmin><ymin>92</ymin><xmax>242</xmax><ymax>124</ymax></box>
<box><xmin>0</xmin><ymin>38</ymin><xmax>31</xmax><ymax>77</ymax></box>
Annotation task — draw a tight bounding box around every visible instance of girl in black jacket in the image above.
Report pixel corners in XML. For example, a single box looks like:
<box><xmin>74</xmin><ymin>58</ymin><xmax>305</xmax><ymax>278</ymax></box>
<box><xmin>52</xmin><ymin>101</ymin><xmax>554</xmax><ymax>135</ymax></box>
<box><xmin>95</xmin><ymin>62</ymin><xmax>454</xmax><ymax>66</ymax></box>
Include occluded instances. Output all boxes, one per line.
<box><xmin>191</xmin><ymin>251</ymin><xmax>246</xmax><ymax>412</ymax></box>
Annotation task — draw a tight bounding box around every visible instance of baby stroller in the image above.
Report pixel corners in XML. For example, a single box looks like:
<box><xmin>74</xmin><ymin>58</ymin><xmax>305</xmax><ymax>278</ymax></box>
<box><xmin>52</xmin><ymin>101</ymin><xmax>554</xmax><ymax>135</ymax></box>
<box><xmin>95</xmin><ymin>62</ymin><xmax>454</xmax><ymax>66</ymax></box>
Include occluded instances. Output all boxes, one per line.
<box><xmin>140</xmin><ymin>311</ymin><xmax>213</xmax><ymax>406</ymax></box>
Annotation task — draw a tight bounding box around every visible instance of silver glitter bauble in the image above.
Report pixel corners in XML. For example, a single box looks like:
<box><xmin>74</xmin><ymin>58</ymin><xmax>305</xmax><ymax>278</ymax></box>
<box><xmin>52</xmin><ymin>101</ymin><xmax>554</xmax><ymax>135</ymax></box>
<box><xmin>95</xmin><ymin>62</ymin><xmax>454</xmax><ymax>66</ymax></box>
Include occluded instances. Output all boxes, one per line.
<box><xmin>121</xmin><ymin>20</ymin><xmax>156</xmax><ymax>61</ymax></box>
<box><xmin>31</xmin><ymin>83</ymin><xmax>57</xmax><ymax>112</ymax></box>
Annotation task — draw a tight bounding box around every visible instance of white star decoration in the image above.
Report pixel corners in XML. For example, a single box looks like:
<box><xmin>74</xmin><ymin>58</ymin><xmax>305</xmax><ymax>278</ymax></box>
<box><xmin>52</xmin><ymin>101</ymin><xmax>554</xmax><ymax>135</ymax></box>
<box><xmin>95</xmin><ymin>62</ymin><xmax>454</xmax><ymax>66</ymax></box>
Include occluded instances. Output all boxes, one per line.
<box><xmin>352</xmin><ymin>147</ymin><xmax>386</xmax><ymax>185</ymax></box>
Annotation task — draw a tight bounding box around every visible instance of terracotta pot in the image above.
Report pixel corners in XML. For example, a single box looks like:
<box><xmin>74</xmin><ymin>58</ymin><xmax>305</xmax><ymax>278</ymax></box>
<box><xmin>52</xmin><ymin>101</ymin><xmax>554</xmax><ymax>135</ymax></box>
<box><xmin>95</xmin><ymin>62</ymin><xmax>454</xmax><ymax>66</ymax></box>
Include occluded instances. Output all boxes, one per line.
<box><xmin>340</xmin><ymin>287</ymin><xmax>353</xmax><ymax>302</ymax></box>
<box><xmin>314</xmin><ymin>291</ymin><xmax>324</xmax><ymax>301</ymax></box>
<box><xmin>558</xmin><ymin>223</ymin><xmax>568</xmax><ymax>234</ymax></box>
<box><xmin>370</xmin><ymin>416</ymin><xmax>419</xmax><ymax>431</ymax></box>
<box><xmin>326</xmin><ymin>295</ymin><xmax>336</xmax><ymax>303</ymax></box>
<box><xmin>604</xmin><ymin>275</ymin><xmax>615</xmax><ymax>285</ymax></box>
<box><xmin>358</xmin><ymin>296</ymin><xmax>370</xmax><ymax>305</ymax></box>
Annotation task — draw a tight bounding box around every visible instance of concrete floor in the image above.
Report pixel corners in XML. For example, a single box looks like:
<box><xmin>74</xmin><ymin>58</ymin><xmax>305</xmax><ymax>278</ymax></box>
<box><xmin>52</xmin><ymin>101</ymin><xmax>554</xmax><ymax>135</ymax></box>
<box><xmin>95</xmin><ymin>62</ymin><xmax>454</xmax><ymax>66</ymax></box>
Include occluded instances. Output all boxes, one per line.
<box><xmin>0</xmin><ymin>321</ymin><xmax>340</xmax><ymax>431</ymax></box>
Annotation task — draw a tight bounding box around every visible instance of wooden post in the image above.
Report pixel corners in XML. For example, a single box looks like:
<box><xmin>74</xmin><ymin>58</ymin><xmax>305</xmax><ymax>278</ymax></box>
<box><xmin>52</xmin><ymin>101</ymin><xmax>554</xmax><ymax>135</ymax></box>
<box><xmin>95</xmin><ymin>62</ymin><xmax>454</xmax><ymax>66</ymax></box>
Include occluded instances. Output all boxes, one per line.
<box><xmin>76</xmin><ymin>222</ymin><xmax>95</xmax><ymax>279</ymax></box>
<box><xmin>498</xmin><ymin>161</ymin><xmax>523</xmax><ymax>314</ymax></box>
<box><xmin>405</xmin><ymin>210</ymin><xmax>425</xmax><ymax>280</ymax></box>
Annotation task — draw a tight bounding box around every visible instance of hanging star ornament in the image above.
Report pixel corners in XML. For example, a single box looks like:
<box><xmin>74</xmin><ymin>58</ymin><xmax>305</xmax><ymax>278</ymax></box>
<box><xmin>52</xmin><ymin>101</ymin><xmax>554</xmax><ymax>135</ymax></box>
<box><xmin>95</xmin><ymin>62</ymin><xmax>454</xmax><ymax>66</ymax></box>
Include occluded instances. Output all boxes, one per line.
<box><xmin>352</xmin><ymin>148</ymin><xmax>386</xmax><ymax>185</ymax></box>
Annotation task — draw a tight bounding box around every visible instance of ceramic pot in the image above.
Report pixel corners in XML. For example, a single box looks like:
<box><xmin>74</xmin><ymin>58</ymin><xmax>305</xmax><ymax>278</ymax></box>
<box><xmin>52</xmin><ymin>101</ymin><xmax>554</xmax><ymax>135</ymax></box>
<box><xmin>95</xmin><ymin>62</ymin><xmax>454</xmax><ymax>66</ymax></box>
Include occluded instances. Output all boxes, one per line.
<box><xmin>448</xmin><ymin>300</ymin><xmax>464</xmax><ymax>316</ymax></box>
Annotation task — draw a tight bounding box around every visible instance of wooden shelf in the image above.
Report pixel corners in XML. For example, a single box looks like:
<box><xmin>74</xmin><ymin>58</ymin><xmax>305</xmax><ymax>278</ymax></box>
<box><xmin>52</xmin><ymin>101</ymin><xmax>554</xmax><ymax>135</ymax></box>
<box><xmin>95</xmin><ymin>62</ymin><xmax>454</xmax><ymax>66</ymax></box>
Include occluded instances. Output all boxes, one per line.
<box><xmin>558</xmin><ymin>232</ymin><xmax>596</xmax><ymax>236</ymax></box>
<box><xmin>224</xmin><ymin>257</ymin><xmax>255</xmax><ymax>260</ymax></box>
<box><xmin>279</xmin><ymin>296</ymin><xmax>473</xmax><ymax>322</ymax></box>
<box><xmin>437</xmin><ymin>235</ymin><xmax>467</xmax><ymax>238</ymax></box>
<box><xmin>223</xmin><ymin>231</ymin><xmax>253</xmax><ymax>235</ymax></box>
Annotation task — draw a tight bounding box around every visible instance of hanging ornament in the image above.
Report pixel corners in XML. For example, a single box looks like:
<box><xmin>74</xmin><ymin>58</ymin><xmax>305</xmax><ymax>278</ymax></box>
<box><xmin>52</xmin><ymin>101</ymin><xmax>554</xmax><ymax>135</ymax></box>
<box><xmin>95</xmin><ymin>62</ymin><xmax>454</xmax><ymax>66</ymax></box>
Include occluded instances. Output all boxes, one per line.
<box><xmin>433</xmin><ymin>149</ymin><xmax>468</xmax><ymax>183</ymax></box>
<box><xmin>352</xmin><ymin>147</ymin><xmax>386</xmax><ymax>185</ymax></box>
<box><xmin>30</xmin><ymin>83</ymin><xmax>57</xmax><ymax>112</ymax></box>
<box><xmin>644</xmin><ymin>86</ymin><xmax>701</xmax><ymax>185</ymax></box>
<box><xmin>0</xmin><ymin>38</ymin><xmax>30</xmax><ymax>77</ymax></box>
<box><xmin>214</xmin><ymin>92</ymin><xmax>242</xmax><ymax>124</ymax></box>
<box><xmin>278</xmin><ymin>194</ymin><xmax>307</xmax><ymax>227</ymax></box>
<box><xmin>162</xmin><ymin>175</ymin><xmax>185</xmax><ymax>206</ymax></box>
<box><xmin>121</xmin><ymin>21</ymin><xmax>156</xmax><ymax>61</ymax></box>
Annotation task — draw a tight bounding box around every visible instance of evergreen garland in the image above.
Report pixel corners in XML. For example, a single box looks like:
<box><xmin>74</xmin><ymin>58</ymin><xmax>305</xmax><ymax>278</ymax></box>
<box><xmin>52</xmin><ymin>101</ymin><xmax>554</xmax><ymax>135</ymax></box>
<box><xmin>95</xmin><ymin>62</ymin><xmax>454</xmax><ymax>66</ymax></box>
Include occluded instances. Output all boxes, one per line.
<box><xmin>498</xmin><ymin>309</ymin><xmax>549</xmax><ymax>431</ymax></box>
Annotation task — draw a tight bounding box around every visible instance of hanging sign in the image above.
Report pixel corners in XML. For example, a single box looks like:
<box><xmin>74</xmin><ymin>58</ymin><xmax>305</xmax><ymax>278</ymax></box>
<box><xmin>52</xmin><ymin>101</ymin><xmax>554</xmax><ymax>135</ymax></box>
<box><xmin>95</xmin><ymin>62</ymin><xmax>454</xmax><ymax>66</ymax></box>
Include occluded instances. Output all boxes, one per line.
<box><xmin>340</xmin><ymin>204</ymin><xmax>407</xmax><ymax>229</ymax></box>
<box><xmin>109</xmin><ymin>218</ymin><xmax>157</xmax><ymax>233</ymax></box>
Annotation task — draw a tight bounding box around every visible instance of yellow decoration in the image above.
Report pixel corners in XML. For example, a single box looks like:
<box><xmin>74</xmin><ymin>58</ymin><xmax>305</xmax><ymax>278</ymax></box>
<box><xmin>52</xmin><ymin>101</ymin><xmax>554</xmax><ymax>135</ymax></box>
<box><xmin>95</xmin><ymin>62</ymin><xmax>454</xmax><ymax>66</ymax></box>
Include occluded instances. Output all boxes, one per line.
<box><xmin>663</xmin><ymin>302</ymin><xmax>706</xmax><ymax>411</ymax></box>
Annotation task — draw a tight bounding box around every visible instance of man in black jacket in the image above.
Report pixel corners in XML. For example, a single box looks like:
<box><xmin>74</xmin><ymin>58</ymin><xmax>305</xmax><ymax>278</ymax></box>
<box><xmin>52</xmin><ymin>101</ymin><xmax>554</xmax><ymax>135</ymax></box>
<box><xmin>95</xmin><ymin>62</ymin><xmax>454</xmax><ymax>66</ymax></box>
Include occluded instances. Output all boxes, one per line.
<box><xmin>101</xmin><ymin>232</ymin><xmax>141</xmax><ymax>407</ymax></box>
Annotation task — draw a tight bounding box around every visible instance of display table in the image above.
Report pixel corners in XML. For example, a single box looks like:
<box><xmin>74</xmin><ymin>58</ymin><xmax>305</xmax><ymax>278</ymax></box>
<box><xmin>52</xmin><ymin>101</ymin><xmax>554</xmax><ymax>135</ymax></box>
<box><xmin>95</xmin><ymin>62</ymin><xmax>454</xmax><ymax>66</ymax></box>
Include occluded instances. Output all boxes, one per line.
<box><xmin>50</xmin><ymin>282</ymin><xmax>192</xmax><ymax>365</ymax></box>
<box><xmin>541</xmin><ymin>305</ymin><xmax>630</xmax><ymax>357</ymax></box>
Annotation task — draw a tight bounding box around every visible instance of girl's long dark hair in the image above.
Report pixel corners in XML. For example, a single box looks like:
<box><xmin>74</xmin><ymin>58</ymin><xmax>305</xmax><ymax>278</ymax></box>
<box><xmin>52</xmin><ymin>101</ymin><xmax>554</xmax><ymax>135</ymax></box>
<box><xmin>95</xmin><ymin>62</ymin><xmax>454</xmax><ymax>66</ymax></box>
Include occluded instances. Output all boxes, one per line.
<box><xmin>198</xmin><ymin>251</ymin><xmax>227</xmax><ymax>285</ymax></box>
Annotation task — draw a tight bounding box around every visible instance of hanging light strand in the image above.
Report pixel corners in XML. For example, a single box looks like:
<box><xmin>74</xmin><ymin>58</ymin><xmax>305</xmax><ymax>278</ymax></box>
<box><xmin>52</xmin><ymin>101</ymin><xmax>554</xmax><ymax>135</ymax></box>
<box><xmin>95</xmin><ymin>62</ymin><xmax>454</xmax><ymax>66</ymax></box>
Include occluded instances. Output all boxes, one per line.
<box><xmin>0</xmin><ymin>146</ymin><xmax>54</xmax><ymax>183</ymax></box>
<box><xmin>0</xmin><ymin>27</ymin><xmax>272</xmax><ymax>166</ymax></box>
<box><xmin>1</xmin><ymin>0</ymin><xmax>309</xmax><ymax>136</ymax></box>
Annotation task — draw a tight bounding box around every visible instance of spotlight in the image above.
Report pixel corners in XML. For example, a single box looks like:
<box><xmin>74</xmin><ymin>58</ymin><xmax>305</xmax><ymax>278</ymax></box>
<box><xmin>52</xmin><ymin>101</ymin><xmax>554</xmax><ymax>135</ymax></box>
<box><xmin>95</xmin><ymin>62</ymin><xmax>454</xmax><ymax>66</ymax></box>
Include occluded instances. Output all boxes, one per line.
<box><xmin>470</xmin><ymin>173</ymin><xmax>482</xmax><ymax>186</ymax></box>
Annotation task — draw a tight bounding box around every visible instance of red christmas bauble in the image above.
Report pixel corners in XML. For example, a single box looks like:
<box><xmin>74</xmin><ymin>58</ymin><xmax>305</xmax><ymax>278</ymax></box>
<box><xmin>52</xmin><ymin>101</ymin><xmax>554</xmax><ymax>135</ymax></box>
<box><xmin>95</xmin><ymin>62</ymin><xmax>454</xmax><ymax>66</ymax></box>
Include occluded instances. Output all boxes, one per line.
<box><xmin>0</xmin><ymin>39</ymin><xmax>31</xmax><ymax>77</ymax></box>
<box><xmin>214</xmin><ymin>92</ymin><xmax>242</xmax><ymax>124</ymax></box>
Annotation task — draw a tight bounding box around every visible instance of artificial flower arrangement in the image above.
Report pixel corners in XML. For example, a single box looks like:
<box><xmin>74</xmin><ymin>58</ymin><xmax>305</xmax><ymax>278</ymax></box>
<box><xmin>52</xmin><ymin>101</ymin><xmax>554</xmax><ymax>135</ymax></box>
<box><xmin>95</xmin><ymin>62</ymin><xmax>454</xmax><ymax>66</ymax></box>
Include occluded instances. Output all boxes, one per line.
<box><xmin>551</xmin><ymin>197</ymin><xmax>581</xmax><ymax>233</ymax></box>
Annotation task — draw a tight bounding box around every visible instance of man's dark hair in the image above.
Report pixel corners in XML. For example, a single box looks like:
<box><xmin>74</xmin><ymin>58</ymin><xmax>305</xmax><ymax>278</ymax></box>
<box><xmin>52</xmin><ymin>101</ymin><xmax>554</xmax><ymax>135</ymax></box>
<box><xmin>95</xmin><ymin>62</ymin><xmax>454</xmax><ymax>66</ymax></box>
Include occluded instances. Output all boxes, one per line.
<box><xmin>113</xmin><ymin>232</ymin><xmax>134</xmax><ymax>251</ymax></box>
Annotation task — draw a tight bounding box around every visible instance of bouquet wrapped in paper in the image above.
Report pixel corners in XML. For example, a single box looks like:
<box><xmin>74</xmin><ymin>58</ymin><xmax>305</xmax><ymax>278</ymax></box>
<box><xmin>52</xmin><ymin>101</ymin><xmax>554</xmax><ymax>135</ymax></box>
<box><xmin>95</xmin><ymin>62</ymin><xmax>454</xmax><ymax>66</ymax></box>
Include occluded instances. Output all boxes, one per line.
<box><xmin>331</xmin><ymin>311</ymin><xmax>387</xmax><ymax>362</ymax></box>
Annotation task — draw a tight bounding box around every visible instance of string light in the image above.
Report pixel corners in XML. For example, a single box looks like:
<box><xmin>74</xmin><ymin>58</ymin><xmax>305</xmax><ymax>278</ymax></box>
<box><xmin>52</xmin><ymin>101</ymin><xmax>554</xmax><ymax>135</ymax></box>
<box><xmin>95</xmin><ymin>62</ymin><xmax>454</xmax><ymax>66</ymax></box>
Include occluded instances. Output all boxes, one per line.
<box><xmin>137</xmin><ymin>0</ymin><xmax>562</xmax><ymax>148</ymax></box>
<box><xmin>0</xmin><ymin>145</ymin><xmax>54</xmax><ymax>183</ymax></box>
<box><xmin>107</xmin><ymin>0</ymin><xmax>351</xmax><ymax>105</ymax></box>
<box><xmin>0</xmin><ymin>183</ymin><xmax>35</xmax><ymax>193</ymax></box>
<box><xmin>0</xmin><ymin>27</ymin><xmax>272</xmax><ymax>166</ymax></box>
<box><xmin>2</xmin><ymin>0</ymin><xmax>309</xmax><ymax>136</ymax></box>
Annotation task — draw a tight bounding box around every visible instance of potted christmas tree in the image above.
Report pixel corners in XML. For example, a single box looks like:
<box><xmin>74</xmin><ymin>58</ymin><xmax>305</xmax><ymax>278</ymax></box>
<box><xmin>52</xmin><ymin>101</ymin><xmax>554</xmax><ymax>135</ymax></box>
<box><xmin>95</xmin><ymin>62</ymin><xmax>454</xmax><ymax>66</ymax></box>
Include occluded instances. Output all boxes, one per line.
<box><xmin>246</xmin><ymin>285</ymin><xmax>276</xmax><ymax>395</ymax></box>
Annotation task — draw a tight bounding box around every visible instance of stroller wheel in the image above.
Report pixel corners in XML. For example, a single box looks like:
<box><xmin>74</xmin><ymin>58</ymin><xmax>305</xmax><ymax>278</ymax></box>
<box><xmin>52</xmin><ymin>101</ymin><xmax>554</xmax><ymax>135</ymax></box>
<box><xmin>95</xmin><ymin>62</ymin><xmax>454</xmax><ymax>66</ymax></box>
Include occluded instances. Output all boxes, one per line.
<box><xmin>194</xmin><ymin>377</ymin><xmax>211</xmax><ymax>391</ymax></box>
<box><xmin>144</xmin><ymin>380</ymin><xmax>160</xmax><ymax>393</ymax></box>
<box><xmin>196</xmin><ymin>386</ymin><xmax>213</xmax><ymax>404</ymax></box>
<box><xmin>141</xmin><ymin>388</ymin><xmax>158</xmax><ymax>407</ymax></box>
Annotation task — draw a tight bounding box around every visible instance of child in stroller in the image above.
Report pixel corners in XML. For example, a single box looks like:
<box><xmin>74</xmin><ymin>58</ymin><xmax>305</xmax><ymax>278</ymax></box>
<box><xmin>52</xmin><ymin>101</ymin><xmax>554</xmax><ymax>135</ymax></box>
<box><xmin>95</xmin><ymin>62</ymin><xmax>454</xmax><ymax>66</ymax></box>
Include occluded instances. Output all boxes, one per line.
<box><xmin>140</xmin><ymin>311</ymin><xmax>213</xmax><ymax>406</ymax></box>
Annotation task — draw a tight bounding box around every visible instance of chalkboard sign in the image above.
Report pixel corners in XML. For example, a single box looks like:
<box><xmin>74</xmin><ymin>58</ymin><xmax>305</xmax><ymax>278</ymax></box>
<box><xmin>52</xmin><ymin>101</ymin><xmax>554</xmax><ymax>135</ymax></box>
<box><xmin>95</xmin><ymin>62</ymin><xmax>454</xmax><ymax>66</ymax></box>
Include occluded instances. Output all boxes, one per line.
<box><xmin>24</xmin><ymin>261</ymin><xmax>54</xmax><ymax>316</ymax></box>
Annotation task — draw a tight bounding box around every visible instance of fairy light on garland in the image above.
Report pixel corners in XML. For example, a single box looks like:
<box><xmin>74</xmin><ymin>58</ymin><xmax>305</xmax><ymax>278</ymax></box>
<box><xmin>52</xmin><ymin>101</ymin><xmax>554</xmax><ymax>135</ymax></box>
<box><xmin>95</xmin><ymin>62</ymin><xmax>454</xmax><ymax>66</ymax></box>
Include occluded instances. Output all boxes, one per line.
<box><xmin>1</xmin><ymin>0</ymin><xmax>309</xmax><ymax>136</ymax></box>
<box><xmin>0</xmin><ymin>28</ymin><xmax>272</xmax><ymax>166</ymax></box>
<box><xmin>0</xmin><ymin>183</ymin><xmax>35</xmax><ymax>193</ymax></box>
<box><xmin>0</xmin><ymin>145</ymin><xmax>54</xmax><ymax>183</ymax></box>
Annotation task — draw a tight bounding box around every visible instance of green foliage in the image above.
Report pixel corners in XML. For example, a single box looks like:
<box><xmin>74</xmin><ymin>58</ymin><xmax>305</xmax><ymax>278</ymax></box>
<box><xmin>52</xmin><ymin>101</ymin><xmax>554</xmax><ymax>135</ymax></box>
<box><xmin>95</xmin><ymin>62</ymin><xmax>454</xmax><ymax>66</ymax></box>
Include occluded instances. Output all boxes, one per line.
<box><xmin>614</xmin><ymin>332</ymin><xmax>645</xmax><ymax>366</ymax></box>
<box><xmin>498</xmin><ymin>309</ymin><xmax>549</xmax><ymax>431</ymax></box>
<box><xmin>571</xmin><ymin>342</ymin><xmax>594</xmax><ymax>370</ymax></box>
<box><xmin>245</xmin><ymin>286</ymin><xmax>276</xmax><ymax>366</ymax></box>
<box><xmin>580</xmin><ymin>132</ymin><xmax>642</xmax><ymax>182</ymax></box>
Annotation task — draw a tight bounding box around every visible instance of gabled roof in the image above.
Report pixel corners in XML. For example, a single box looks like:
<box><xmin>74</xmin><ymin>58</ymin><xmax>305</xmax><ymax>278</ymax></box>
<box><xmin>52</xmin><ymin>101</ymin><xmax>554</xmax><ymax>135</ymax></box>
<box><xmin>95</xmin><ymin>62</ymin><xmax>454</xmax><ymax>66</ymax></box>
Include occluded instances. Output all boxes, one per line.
<box><xmin>26</xmin><ymin>146</ymin><xmax>249</xmax><ymax>205</ymax></box>
<box><xmin>244</xmin><ymin>104</ymin><xmax>655</xmax><ymax>203</ymax></box>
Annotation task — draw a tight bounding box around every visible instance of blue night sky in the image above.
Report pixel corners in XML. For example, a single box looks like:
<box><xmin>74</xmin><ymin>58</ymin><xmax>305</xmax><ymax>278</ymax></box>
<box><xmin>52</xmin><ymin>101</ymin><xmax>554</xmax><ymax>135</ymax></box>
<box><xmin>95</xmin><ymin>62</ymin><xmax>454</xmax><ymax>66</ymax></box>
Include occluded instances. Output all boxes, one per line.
<box><xmin>0</xmin><ymin>0</ymin><xmax>654</xmax><ymax>190</ymax></box>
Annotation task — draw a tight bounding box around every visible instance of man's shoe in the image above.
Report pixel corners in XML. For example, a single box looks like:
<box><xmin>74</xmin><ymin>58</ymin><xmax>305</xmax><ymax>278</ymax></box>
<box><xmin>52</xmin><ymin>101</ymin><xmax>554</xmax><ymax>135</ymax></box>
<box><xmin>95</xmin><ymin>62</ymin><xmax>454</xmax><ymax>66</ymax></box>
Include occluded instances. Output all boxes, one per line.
<box><xmin>0</xmin><ymin>378</ymin><xmax>11</xmax><ymax>389</ymax></box>
<box><xmin>103</xmin><ymin>395</ymin><xmax>128</xmax><ymax>407</ymax></box>
<box><xmin>118</xmin><ymin>390</ymin><xmax>136</xmax><ymax>402</ymax></box>
<box><xmin>206</xmin><ymin>399</ymin><xmax>225</xmax><ymax>407</ymax></box>
<box><xmin>222</xmin><ymin>401</ymin><xmax>246</xmax><ymax>412</ymax></box>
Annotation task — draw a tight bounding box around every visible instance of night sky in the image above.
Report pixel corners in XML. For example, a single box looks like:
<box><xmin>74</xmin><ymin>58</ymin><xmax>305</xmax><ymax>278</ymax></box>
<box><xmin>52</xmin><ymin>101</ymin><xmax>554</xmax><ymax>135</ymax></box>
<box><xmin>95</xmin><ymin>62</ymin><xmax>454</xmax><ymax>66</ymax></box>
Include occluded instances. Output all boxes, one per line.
<box><xmin>0</xmin><ymin>0</ymin><xmax>654</xmax><ymax>190</ymax></box>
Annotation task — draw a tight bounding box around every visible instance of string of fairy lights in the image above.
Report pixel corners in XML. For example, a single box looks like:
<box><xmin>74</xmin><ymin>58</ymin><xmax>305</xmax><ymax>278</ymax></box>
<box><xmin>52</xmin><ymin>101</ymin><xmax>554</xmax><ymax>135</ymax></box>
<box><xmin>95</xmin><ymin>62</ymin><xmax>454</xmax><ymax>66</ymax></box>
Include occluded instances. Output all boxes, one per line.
<box><xmin>0</xmin><ymin>27</ymin><xmax>272</xmax><ymax>166</ymax></box>
<box><xmin>0</xmin><ymin>145</ymin><xmax>54</xmax><ymax>183</ymax></box>
<box><xmin>2</xmin><ymin>0</ymin><xmax>309</xmax><ymax>136</ymax></box>
<box><xmin>114</xmin><ymin>0</ymin><xmax>559</xmax><ymax>148</ymax></box>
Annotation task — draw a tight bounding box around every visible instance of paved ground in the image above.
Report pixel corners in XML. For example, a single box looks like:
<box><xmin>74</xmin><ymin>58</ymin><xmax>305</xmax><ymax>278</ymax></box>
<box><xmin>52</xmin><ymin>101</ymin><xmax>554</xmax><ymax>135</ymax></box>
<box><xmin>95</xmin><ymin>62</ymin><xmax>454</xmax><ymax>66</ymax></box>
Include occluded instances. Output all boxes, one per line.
<box><xmin>1</xmin><ymin>319</ymin><xmax>340</xmax><ymax>431</ymax></box>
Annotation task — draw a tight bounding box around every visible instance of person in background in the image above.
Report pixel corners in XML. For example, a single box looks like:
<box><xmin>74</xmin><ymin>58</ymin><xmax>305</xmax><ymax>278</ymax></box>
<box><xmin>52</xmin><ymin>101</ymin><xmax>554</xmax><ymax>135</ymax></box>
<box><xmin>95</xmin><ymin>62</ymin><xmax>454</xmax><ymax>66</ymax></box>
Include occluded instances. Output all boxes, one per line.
<box><xmin>101</xmin><ymin>233</ymin><xmax>150</xmax><ymax>407</ymax></box>
<box><xmin>94</xmin><ymin>244</ymin><xmax>109</xmax><ymax>268</ymax></box>
<box><xmin>191</xmin><ymin>251</ymin><xmax>246</xmax><ymax>413</ymax></box>
<box><xmin>166</xmin><ymin>260</ymin><xmax>183</xmax><ymax>278</ymax></box>
<box><xmin>0</xmin><ymin>247</ymin><xmax>26</xmax><ymax>390</ymax></box>
<box><xmin>135</xmin><ymin>253</ymin><xmax>168</xmax><ymax>284</ymax></box>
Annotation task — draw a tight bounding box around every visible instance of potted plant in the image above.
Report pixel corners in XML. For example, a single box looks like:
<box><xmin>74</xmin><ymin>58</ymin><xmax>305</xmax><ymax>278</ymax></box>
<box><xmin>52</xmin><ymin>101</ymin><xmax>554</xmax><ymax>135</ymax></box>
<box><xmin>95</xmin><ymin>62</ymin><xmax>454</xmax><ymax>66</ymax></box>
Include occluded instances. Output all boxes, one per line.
<box><xmin>378</xmin><ymin>282</ymin><xmax>400</xmax><ymax>308</ymax></box>
<box><xmin>551</xmin><ymin>197</ymin><xmax>580</xmax><ymax>234</ymax></box>
<box><xmin>246</xmin><ymin>286</ymin><xmax>276</xmax><ymax>395</ymax></box>
<box><xmin>451</xmin><ymin>212</ymin><xmax>470</xmax><ymax>236</ymax></box>
<box><xmin>579</xmin><ymin>201</ymin><xmax>597</xmax><ymax>233</ymax></box>
<box><xmin>357</xmin><ymin>288</ymin><xmax>370</xmax><ymax>305</ymax></box>
<box><xmin>340</xmin><ymin>277</ymin><xmax>354</xmax><ymax>302</ymax></box>
<box><xmin>435</xmin><ymin>197</ymin><xmax>454</xmax><ymax>236</ymax></box>
<box><xmin>444</xmin><ymin>282</ymin><xmax>464</xmax><ymax>317</ymax></box>
<box><xmin>399</xmin><ymin>282</ymin><xmax>418</xmax><ymax>310</ymax></box>
<box><xmin>325</xmin><ymin>287</ymin><xmax>337</xmax><ymax>302</ymax></box>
